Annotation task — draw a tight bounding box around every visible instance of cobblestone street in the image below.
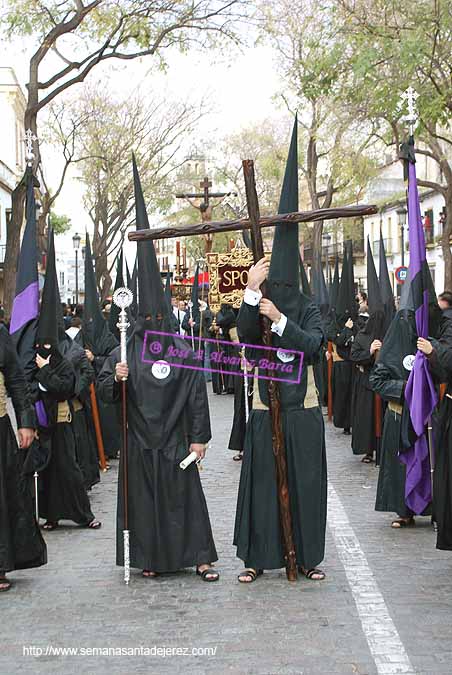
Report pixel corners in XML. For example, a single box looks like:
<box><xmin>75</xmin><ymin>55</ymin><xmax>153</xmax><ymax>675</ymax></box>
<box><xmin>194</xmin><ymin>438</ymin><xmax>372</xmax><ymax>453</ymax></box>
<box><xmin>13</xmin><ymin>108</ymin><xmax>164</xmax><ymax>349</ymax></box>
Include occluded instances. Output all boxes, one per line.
<box><xmin>2</xmin><ymin>390</ymin><xmax>452</xmax><ymax>675</ymax></box>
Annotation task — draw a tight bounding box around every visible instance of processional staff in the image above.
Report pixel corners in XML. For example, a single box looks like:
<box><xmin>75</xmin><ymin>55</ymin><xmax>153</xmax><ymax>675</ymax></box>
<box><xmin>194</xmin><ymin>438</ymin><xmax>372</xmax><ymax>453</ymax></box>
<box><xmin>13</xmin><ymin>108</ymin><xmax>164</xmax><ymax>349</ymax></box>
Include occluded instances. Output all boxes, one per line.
<box><xmin>113</xmin><ymin>286</ymin><xmax>133</xmax><ymax>585</ymax></box>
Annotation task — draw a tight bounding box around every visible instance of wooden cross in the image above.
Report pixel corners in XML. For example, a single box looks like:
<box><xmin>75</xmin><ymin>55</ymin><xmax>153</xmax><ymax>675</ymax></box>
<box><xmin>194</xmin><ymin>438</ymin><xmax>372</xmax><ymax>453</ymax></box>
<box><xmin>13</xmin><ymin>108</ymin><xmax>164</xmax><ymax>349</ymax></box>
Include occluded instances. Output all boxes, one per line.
<box><xmin>131</xmin><ymin>161</ymin><xmax>377</xmax><ymax>582</ymax></box>
<box><xmin>175</xmin><ymin>175</ymin><xmax>237</xmax><ymax>253</ymax></box>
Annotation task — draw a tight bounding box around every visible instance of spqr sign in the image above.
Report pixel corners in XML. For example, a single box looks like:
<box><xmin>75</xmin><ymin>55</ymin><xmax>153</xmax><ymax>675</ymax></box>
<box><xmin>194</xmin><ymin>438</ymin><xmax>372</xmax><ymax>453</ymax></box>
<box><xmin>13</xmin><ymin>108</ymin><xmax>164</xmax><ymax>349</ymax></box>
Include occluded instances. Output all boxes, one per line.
<box><xmin>395</xmin><ymin>266</ymin><xmax>408</xmax><ymax>284</ymax></box>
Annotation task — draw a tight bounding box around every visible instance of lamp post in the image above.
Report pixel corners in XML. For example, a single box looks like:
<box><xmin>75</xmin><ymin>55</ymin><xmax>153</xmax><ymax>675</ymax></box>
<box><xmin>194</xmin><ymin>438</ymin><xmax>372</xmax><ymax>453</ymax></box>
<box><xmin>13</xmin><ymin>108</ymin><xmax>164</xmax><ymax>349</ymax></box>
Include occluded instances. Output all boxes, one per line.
<box><xmin>72</xmin><ymin>232</ymin><xmax>81</xmax><ymax>305</ymax></box>
<box><xmin>397</xmin><ymin>207</ymin><xmax>407</xmax><ymax>267</ymax></box>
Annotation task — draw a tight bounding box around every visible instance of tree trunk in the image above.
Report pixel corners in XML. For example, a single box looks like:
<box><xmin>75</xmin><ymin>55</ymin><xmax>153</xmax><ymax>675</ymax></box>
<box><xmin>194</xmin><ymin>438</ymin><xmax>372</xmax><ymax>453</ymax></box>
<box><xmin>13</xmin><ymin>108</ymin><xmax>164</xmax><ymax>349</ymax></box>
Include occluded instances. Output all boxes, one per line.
<box><xmin>442</xmin><ymin>192</ymin><xmax>452</xmax><ymax>291</ymax></box>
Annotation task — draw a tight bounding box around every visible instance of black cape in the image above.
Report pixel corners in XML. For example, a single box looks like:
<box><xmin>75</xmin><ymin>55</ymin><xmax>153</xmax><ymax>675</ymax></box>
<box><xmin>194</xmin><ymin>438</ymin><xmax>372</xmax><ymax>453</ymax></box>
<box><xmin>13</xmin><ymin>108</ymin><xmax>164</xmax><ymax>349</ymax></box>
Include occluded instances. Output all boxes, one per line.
<box><xmin>0</xmin><ymin>329</ymin><xmax>47</xmax><ymax>573</ymax></box>
<box><xmin>97</xmin><ymin>321</ymin><xmax>217</xmax><ymax>572</ymax></box>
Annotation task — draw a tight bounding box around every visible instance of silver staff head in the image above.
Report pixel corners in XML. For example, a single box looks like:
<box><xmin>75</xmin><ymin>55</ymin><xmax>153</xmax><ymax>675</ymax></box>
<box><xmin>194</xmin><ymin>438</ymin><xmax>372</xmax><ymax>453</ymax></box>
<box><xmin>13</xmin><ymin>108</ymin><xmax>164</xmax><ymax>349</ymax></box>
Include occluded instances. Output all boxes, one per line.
<box><xmin>113</xmin><ymin>287</ymin><xmax>133</xmax><ymax>310</ymax></box>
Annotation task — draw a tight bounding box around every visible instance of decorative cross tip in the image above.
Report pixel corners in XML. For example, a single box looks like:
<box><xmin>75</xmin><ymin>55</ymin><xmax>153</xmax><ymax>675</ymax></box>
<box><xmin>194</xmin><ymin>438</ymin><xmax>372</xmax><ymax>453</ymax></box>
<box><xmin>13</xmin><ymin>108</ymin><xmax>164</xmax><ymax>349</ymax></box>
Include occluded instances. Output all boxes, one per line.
<box><xmin>398</xmin><ymin>87</ymin><xmax>419</xmax><ymax>134</ymax></box>
<box><xmin>24</xmin><ymin>129</ymin><xmax>38</xmax><ymax>166</ymax></box>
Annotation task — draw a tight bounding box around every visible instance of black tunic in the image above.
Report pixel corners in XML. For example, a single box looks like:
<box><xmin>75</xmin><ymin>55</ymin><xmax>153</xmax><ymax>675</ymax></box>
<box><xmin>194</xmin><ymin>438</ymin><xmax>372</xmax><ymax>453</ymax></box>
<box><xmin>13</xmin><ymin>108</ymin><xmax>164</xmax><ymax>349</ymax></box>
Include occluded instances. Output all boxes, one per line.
<box><xmin>76</xmin><ymin>330</ymin><xmax>120</xmax><ymax>460</ymax></box>
<box><xmin>0</xmin><ymin>330</ymin><xmax>47</xmax><ymax>573</ymax></box>
<box><xmin>60</xmin><ymin>337</ymin><xmax>99</xmax><ymax>489</ymax></box>
<box><xmin>371</xmin><ymin>317</ymin><xmax>452</xmax><ymax>517</ymax></box>
<box><xmin>33</xmin><ymin>356</ymin><xmax>95</xmax><ymax>525</ymax></box>
<box><xmin>350</xmin><ymin>334</ymin><xmax>376</xmax><ymax>455</ymax></box>
<box><xmin>97</xmin><ymin>328</ymin><xmax>218</xmax><ymax>572</ymax></box>
<box><xmin>431</xmin><ymin>320</ymin><xmax>452</xmax><ymax>549</ymax></box>
<box><xmin>234</xmin><ymin>298</ymin><xmax>327</xmax><ymax>570</ymax></box>
<box><xmin>329</xmin><ymin>324</ymin><xmax>356</xmax><ymax>429</ymax></box>
<box><xmin>228</xmin><ymin>371</ymin><xmax>248</xmax><ymax>452</ymax></box>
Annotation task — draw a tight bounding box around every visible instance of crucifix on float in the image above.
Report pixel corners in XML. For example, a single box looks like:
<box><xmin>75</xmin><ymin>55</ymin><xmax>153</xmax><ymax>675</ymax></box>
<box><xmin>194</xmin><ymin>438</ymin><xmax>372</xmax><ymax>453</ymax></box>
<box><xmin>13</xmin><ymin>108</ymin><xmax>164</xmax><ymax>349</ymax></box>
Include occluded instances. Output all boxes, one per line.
<box><xmin>176</xmin><ymin>176</ymin><xmax>237</xmax><ymax>253</ymax></box>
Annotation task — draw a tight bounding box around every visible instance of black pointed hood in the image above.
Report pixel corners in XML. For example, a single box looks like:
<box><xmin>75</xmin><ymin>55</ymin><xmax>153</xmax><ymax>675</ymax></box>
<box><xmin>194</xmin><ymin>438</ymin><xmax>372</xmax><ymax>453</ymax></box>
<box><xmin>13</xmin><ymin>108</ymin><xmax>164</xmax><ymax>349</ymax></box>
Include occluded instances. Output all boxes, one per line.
<box><xmin>378</xmin><ymin>233</ymin><xmax>396</xmax><ymax>333</ymax></box>
<box><xmin>189</xmin><ymin>264</ymin><xmax>200</xmax><ymax>323</ymax></box>
<box><xmin>312</xmin><ymin>251</ymin><xmax>329</xmax><ymax>318</ymax></box>
<box><xmin>133</xmin><ymin>156</ymin><xmax>168</xmax><ymax>319</ymax></box>
<box><xmin>361</xmin><ymin>237</ymin><xmax>386</xmax><ymax>341</ymax></box>
<box><xmin>126</xmin><ymin>257</ymin><xmax>138</xmax><ymax>320</ymax></box>
<box><xmin>268</xmin><ymin>116</ymin><xmax>307</xmax><ymax>320</ymax></box>
<box><xmin>336</xmin><ymin>242</ymin><xmax>357</xmax><ymax>322</ymax></box>
<box><xmin>109</xmin><ymin>249</ymin><xmax>124</xmax><ymax>339</ymax></box>
<box><xmin>329</xmin><ymin>256</ymin><xmax>340</xmax><ymax>308</ymax></box>
<box><xmin>82</xmin><ymin>232</ymin><xmax>118</xmax><ymax>354</ymax></box>
<box><xmin>367</xmin><ymin>237</ymin><xmax>384</xmax><ymax>316</ymax></box>
<box><xmin>299</xmin><ymin>255</ymin><xmax>312</xmax><ymax>297</ymax></box>
<box><xmin>37</xmin><ymin>229</ymin><xmax>59</xmax><ymax>346</ymax></box>
<box><xmin>165</xmin><ymin>270</ymin><xmax>172</xmax><ymax>306</ymax></box>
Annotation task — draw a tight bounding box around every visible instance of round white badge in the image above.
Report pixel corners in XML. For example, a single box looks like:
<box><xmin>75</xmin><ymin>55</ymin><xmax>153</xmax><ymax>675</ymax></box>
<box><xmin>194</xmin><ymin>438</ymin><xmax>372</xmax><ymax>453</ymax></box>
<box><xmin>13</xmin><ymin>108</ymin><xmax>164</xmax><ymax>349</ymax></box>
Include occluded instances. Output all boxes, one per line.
<box><xmin>277</xmin><ymin>349</ymin><xmax>295</xmax><ymax>363</ymax></box>
<box><xmin>403</xmin><ymin>354</ymin><xmax>416</xmax><ymax>371</ymax></box>
<box><xmin>151</xmin><ymin>360</ymin><xmax>171</xmax><ymax>380</ymax></box>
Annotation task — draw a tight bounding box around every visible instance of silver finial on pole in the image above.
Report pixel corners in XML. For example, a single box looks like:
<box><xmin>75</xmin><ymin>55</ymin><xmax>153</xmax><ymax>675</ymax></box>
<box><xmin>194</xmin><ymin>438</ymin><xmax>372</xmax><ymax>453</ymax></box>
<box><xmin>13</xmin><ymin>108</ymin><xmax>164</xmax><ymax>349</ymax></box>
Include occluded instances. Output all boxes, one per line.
<box><xmin>113</xmin><ymin>288</ymin><xmax>133</xmax><ymax>366</ymax></box>
<box><xmin>24</xmin><ymin>129</ymin><xmax>37</xmax><ymax>167</ymax></box>
<box><xmin>398</xmin><ymin>87</ymin><xmax>419</xmax><ymax>136</ymax></box>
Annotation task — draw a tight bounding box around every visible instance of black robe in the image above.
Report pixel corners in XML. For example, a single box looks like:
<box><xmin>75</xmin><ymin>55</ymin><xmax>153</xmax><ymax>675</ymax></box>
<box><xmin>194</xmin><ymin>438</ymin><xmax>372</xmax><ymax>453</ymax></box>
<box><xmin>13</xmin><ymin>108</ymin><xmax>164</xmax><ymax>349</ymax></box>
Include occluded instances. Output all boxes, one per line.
<box><xmin>329</xmin><ymin>324</ymin><xmax>355</xmax><ymax>430</ymax></box>
<box><xmin>211</xmin><ymin>306</ymin><xmax>236</xmax><ymax>395</ymax></box>
<box><xmin>60</xmin><ymin>337</ymin><xmax>99</xmax><ymax>489</ymax></box>
<box><xmin>371</xmin><ymin>316</ymin><xmax>452</xmax><ymax>517</ymax></box>
<box><xmin>33</xmin><ymin>355</ymin><xmax>95</xmax><ymax>525</ymax></box>
<box><xmin>234</xmin><ymin>297</ymin><xmax>327</xmax><ymax>570</ymax></box>
<box><xmin>97</xmin><ymin>330</ymin><xmax>218</xmax><ymax>572</ymax></box>
<box><xmin>228</xmin><ymin>371</ymin><xmax>248</xmax><ymax>452</ymax></box>
<box><xmin>431</xmin><ymin>320</ymin><xmax>452</xmax><ymax>549</ymax></box>
<box><xmin>77</xmin><ymin>330</ymin><xmax>120</xmax><ymax>460</ymax></box>
<box><xmin>350</xmin><ymin>334</ymin><xmax>376</xmax><ymax>455</ymax></box>
<box><xmin>0</xmin><ymin>330</ymin><xmax>47</xmax><ymax>573</ymax></box>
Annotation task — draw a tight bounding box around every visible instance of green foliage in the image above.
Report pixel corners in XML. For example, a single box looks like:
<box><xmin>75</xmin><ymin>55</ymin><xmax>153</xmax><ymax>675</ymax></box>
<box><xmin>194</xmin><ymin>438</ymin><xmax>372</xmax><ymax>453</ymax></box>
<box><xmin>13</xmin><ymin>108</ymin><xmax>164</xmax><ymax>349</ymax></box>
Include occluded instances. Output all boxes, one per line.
<box><xmin>49</xmin><ymin>211</ymin><xmax>71</xmax><ymax>234</ymax></box>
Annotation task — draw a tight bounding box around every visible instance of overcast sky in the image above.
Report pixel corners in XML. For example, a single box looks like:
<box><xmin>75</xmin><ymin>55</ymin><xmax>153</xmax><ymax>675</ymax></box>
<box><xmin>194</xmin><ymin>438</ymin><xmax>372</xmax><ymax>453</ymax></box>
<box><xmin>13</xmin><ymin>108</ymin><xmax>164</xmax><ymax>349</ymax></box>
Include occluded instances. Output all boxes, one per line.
<box><xmin>6</xmin><ymin>37</ymin><xmax>284</xmax><ymax>260</ymax></box>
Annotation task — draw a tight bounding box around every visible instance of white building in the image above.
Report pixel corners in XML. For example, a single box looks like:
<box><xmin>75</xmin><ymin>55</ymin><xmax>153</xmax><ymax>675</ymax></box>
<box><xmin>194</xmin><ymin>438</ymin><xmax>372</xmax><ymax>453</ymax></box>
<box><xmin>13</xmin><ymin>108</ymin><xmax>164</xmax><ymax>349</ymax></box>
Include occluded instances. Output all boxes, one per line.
<box><xmin>363</xmin><ymin>158</ymin><xmax>447</xmax><ymax>296</ymax></box>
<box><xmin>0</xmin><ymin>67</ymin><xmax>26</xmax><ymax>298</ymax></box>
<box><xmin>55</xmin><ymin>240</ymin><xmax>86</xmax><ymax>306</ymax></box>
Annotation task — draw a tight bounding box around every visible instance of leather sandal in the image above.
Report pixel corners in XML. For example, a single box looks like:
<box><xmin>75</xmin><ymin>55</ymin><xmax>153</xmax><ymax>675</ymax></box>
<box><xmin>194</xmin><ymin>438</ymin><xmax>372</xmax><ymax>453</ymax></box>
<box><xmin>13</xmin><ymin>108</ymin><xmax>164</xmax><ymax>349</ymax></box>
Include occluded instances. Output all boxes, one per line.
<box><xmin>238</xmin><ymin>568</ymin><xmax>263</xmax><ymax>583</ymax></box>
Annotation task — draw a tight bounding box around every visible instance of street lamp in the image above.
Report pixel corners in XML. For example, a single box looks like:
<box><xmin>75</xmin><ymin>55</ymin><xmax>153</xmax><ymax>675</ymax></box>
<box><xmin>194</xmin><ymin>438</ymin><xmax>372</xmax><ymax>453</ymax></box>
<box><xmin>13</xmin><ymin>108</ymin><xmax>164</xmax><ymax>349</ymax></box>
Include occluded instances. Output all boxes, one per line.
<box><xmin>396</xmin><ymin>207</ymin><xmax>407</xmax><ymax>267</ymax></box>
<box><xmin>72</xmin><ymin>232</ymin><xmax>81</xmax><ymax>306</ymax></box>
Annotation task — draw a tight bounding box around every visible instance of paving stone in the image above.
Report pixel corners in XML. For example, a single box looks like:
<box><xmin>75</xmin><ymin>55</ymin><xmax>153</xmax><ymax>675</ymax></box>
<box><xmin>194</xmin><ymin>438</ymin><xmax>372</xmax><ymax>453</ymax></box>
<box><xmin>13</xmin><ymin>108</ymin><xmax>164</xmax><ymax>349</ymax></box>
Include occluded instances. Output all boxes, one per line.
<box><xmin>1</xmin><ymin>392</ymin><xmax>451</xmax><ymax>674</ymax></box>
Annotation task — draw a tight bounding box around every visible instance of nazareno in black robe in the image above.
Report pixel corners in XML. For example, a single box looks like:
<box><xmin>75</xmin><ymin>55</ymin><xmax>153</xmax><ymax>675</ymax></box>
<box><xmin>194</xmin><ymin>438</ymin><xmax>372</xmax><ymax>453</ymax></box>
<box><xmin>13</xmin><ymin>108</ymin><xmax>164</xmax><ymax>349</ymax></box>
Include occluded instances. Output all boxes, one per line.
<box><xmin>234</xmin><ymin>295</ymin><xmax>327</xmax><ymax>570</ymax></box>
<box><xmin>370</xmin><ymin>311</ymin><xmax>451</xmax><ymax>517</ymax></box>
<box><xmin>211</xmin><ymin>305</ymin><xmax>236</xmax><ymax>395</ymax></box>
<box><xmin>0</xmin><ymin>329</ymin><xmax>47</xmax><ymax>573</ymax></box>
<box><xmin>97</xmin><ymin>318</ymin><xmax>217</xmax><ymax>573</ymax></box>
<box><xmin>60</xmin><ymin>336</ymin><xmax>99</xmax><ymax>489</ymax></box>
<box><xmin>328</xmin><ymin>321</ymin><xmax>356</xmax><ymax>430</ymax></box>
<box><xmin>350</xmin><ymin>331</ymin><xmax>377</xmax><ymax>456</ymax></box>
<box><xmin>32</xmin><ymin>353</ymin><xmax>95</xmax><ymax>525</ymax></box>
<box><xmin>431</xmin><ymin>317</ymin><xmax>452</xmax><ymax>549</ymax></box>
<box><xmin>77</xmin><ymin>329</ymin><xmax>120</xmax><ymax>460</ymax></box>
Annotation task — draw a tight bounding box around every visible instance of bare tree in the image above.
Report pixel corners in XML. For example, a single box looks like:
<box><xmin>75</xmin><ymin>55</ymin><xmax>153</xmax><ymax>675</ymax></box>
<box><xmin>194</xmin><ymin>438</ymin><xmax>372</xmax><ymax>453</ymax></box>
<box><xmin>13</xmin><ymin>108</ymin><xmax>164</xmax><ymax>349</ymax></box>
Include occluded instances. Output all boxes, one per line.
<box><xmin>1</xmin><ymin>0</ymin><xmax>245</xmax><ymax>312</ymax></box>
<box><xmin>72</xmin><ymin>86</ymin><xmax>206</xmax><ymax>297</ymax></box>
<box><xmin>259</xmin><ymin>0</ymin><xmax>376</xmax><ymax>253</ymax></box>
